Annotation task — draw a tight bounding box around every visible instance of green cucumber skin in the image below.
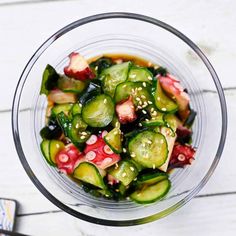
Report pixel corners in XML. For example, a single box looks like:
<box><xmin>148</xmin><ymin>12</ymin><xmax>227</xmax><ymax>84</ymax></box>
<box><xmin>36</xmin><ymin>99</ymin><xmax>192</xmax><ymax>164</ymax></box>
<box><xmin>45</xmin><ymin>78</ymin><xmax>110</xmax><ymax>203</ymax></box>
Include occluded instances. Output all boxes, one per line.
<box><xmin>128</xmin><ymin>66</ymin><xmax>153</xmax><ymax>84</ymax></box>
<box><xmin>108</xmin><ymin>160</ymin><xmax>138</xmax><ymax>186</ymax></box>
<box><xmin>154</xmin><ymin>81</ymin><xmax>178</xmax><ymax>113</ymax></box>
<box><xmin>73</xmin><ymin>162</ymin><xmax>106</xmax><ymax>189</ymax></box>
<box><xmin>136</xmin><ymin>171</ymin><xmax>168</xmax><ymax>186</ymax></box>
<box><xmin>102</xmin><ymin>62</ymin><xmax>131</xmax><ymax>97</ymax></box>
<box><xmin>40</xmin><ymin>140</ymin><xmax>55</xmax><ymax>166</ymax></box>
<box><xmin>130</xmin><ymin>179</ymin><xmax>171</xmax><ymax>204</ymax></box>
<box><xmin>104</xmin><ymin>128</ymin><xmax>122</xmax><ymax>154</ymax></box>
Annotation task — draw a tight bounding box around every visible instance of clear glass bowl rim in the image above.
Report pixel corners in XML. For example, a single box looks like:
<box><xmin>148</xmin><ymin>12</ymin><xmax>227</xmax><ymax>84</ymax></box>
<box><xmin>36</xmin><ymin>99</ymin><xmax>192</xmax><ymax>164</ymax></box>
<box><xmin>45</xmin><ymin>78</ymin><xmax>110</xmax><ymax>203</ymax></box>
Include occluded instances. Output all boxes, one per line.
<box><xmin>12</xmin><ymin>12</ymin><xmax>227</xmax><ymax>226</ymax></box>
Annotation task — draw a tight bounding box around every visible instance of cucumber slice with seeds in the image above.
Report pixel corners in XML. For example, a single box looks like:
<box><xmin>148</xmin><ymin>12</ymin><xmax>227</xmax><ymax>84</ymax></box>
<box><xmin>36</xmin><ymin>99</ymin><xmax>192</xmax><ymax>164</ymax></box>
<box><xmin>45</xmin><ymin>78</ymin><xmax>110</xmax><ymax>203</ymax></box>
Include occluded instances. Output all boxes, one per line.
<box><xmin>82</xmin><ymin>94</ymin><xmax>114</xmax><ymax>127</ymax></box>
<box><xmin>108</xmin><ymin>160</ymin><xmax>138</xmax><ymax>186</ymax></box>
<box><xmin>73</xmin><ymin>162</ymin><xmax>105</xmax><ymax>189</ymax></box>
<box><xmin>128</xmin><ymin>66</ymin><xmax>153</xmax><ymax>84</ymax></box>
<box><xmin>40</xmin><ymin>140</ymin><xmax>54</xmax><ymax>166</ymax></box>
<box><xmin>114</xmin><ymin>81</ymin><xmax>153</xmax><ymax>107</ymax></box>
<box><xmin>49</xmin><ymin>140</ymin><xmax>64</xmax><ymax>164</ymax></box>
<box><xmin>154</xmin><ymin>81</ymin><xmax>178</xmax><ymax>113</ymax></box>
<box><xmin>128</xmin><ymin>130</ymin><xmax>168</xmax><ymax>168</ymax></box>
<box><xmin>130</xmin><ymin>179</ymin><xmax>171</xmax><ymax>204</ymax></box>
<box><xmin>104</xmin><ymin>127</ymin><xmax>122</xmax><ymax>154</ymax></box>
<box><xmin>68</xmin><ymin>115</ymin><xmax>90</xmax><ymax>145</ymax></box>
<box><xmin>102</xmin><ymin>62</ymin><xmax>131</xmax><ymax>97</ymax></box>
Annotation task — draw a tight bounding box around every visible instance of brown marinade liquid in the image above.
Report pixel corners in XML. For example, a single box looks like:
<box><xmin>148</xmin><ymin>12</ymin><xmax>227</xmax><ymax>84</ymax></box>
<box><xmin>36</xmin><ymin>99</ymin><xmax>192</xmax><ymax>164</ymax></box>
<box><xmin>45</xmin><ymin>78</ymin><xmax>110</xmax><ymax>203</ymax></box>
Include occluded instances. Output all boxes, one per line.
<box><xmin>88</xmin><ymin>54</ymin><xmax>154</xmax><ymax>67</ymax></box>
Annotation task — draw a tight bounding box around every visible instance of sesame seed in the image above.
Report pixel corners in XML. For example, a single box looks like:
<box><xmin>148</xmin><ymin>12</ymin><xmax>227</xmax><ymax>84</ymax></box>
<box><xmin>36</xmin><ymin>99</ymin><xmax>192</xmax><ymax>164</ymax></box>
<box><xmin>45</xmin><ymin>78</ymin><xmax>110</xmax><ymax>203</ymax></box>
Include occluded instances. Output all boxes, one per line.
<box><xmin>147</xmin><ymin>76</ymin><xmax>152</xmax><ymax>81</ymax></box>
<box><xmin>141</xmin><ymin>95</ymin><xmax>146</xmax><ymax>99</ymax></box>
<box><xmin>130</xmin><ymin>153</ymin><xmax>136</xmax><ymax>157</ymax></box>
<box><xmin>80</xmin><ymin>135</ymin><xmax>86</xmax><ymax>139</ymax></box>
<box><xmin>152</xmin><ymin>164</ymin><xmax>156</xmax><ymax>169</ymax></box>
<box><xmin>130</xmin><ymin>74</ymin><xmax>136</xmax><ymax>79</ymax></box>
<box><xmin>56</xmin><ymin>144</ymin><xmax>60</xmax><ymax>149</ymax></box>
<box><xmin>138</xmin><ymin>87</ymin><xmax>143</xmax><ymax>91</ymax></box>
<box><xmin>123</xmin><ymin>148</ymin><xmax>127</xmax><ymax>153</ymax></box>
<box><xmin>147</xmin><ymin>140</ymin><xmax>152</xmax><ymax>144</ymax></box>
<box><xmin>131</xmin><ymin>89</ymin><xmax>135</xmax><ymax>93</ymax></box>
<box><xmin>95</xmin><ymin>66</ymin><xmax>98</xmax><ymax>71</ymax></box>
<box><xmin>79</xmin><ymin>103</ymin><xmax>82</xmax><ymax>107</ymax></box>
<box><xmin>136</xmin><ymin>97</ymin><xmax>141</xmax><ymax>101</ymax></box>
<box><xmin>81</xmin><ymin>131</ymin><xmax>87</xmax><ymax>135</ymax></box>
<box><xmin>122</xmin><ymin>172</ymin><xmax>127</xmax><ymax>177</ymax></box>
<box><xmin>161</xmin><ymin>108</ymin><xmax>167</xmax><ymax>111</ymax></box>
<box><xmin>137</xmin><ymin>105</ymin><xmax>142</xmax><ymax>109</ymax></box>
<box><xmin>114</xmin><ymin>131</ymin><xmax>118</xmax><ymax>135</ymax></box>
<box><xmin>105</xmin><ymin>194</ymin><xmax>110</xmax><ymax>197</ymax></box>
<box><xmin>134</xmin><ymin>178</ymin><xmax>137</xmax><ymax>181</ymax></box>
<box><xmin>143</xmin><ymin>101</ymin><xmax>148</xmax><ymax>106</ymax></box>
<box><xmin>126</xmin><ymin>197</ymin><xmax>130</xmax><ymax>200</ymax></box>
<box><xmin>115</xmin><ymin>189</ymin><xmax>120</xmax><ymax>192</ymax></box>
<box><xmin>145</xmin><ymin>119</ymin><xmax>149</xmax><ymax>122</ymax></box>
<box><xmin>152</xmin><ymin>111</ymin><xmax>157</xmax><ymax>116</ymax></box>
<box><xmin>142</xmin><ymin>82</ymin><xmax>147</xmax><ymax>87</ymax></box>
<box><xmin>138</xmin><ymin>101</ymin><xmax>143</xmax><ymax>105</ymax></box>
<box><xmin>157</xmin><ymin>97</ymin><xmax>161</xmax><ymax>101</ymax></box>
<box><xmin>123</xmin><ymin>84</ymin><xmax>127</xmax><ymax>88</ymax></box>
<box><xmin>130</xmin><ymin>167</ymin><xmax>135</xmax><ymax>172</ymax></box>
<box><xmin>75</xmin><ymin>124</ymin><xmax>79</xmax><ymax>129</ymax></box>
<box><xmin>104</xmin><ymin>99</ymin><xmax>107</xmax><ymax>104</ymax></box>
<box><xmin>142</xmin><ymin>104</ymin><xmax>148</xmax><ymax>108</ymax></box>
<box><xmin>151</xmin><ymin>108</ymin><xmax>154</xmax><ymax>112</ymax></box>
<box><xmin>115</xmin><ymin>163</ymin><xmax>119</xmax><ymax>169</ymax></box>
<box><xmin>148</xmin><ymin>101</ymin><xmax>153</xmax><ymax>104</ymax></box>
<box><xmin>142</xmin><ymin>110</ymin><xmax>147</xmax><ymax>114</ymax></box>
<box><xmin>138</xmin><ymin>123</ymin><xmax>143</xmax><ymax>127</ymax></box>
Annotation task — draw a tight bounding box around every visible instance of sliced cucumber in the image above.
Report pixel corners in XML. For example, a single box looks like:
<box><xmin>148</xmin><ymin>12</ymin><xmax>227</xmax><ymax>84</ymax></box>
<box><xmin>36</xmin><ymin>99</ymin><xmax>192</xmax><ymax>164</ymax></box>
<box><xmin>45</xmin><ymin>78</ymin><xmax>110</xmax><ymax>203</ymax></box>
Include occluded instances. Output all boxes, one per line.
<box><xmin>57</xmin><ymin>76</ymin><xmax>87</xmax><ymax>93</ymax></box>
<box><xmin>49</xmin><ymin>140</ymin><xmax>64</xmax><ymax>164</ymax></box>
<box><xmin>73</xmin><ymin>162</ymin><xmax>105</xmax><ymax>189</ymax></box>
<box><xmin>68</xmin><ymin>115</ymin><xmax>90</xmax><ymax>145</ymax></box>
<box><xmin>108</xmin><ymin>160</ymin><xmax>138</xmax><ymax>186</ymax></box>
<box><xmin>70</xmin><ymin>103</ymin><xmax>82</xmax><ymax>116</ymax></box>
<box><xmin>51</xmin><ymin>103</ymin><xmax>74</xmax><ymax>117</ymax></box>
<box><xmin>164</xmin><ymin>114</ymin><xmax>179</xmax><ymax>136</ymax></box>
<box><xmin>104</xmin><ymin>127</ymin><xmax>122</xmax><ymax>154</ymax></box>
<box><xmin>102</xmin><ymin>62</ymin><xmax>131</xmax><ymax>97</ymax></box>
<box><xmin>136</xmin><ymin>171</ymin><xmax>168</xmax><ymax>186</ymax></box>
<box><xmin>130</xmin><ymin>179</ymin><xmax>171</xmax><ymax>204</ymax></box>
<box><xmin>142</xmin><ymin>112</ymin><xmax>165</xmax><ymax>127</ymax></box>
<box><xmin>154</xmin><ymin>81</ymin><xmax>178</xmax><ymax>113</ymax></box>
<box><xmin>40</xmin><ymin>64</ymin><xmax>59</xmax><ymax>95</ymax></box>
<box><xmin>128</xmin><ymin>66</ymin><xmax>153</xmax><ymax>84</ymax></box>
<box><xmin>128</xmin><ymin>130</ymin><xmax>168</xmax><ymax>168</ymax></box>
<box><xmin>40</xmin><ymin>140</ymin><xmax>54</xmax><ymax>166</ymax></box>
<box><xmin>90</xmin><ymin>57</ymin><xmax>113</xmax><ymax>76</ymax></box>
<box><xmin>114</xmin><ymin>81</ymin><xmax>153</xmax><ymax>107</ymax></box>
<box><xmin>82</xmin><ymin>94</ymin><xmax>114</xmax><ymax>127</ymax></box>
<box><xmin>158</xmin><ymin>127</ymin><xmax>176</xmax><ymax>172</ymax></box>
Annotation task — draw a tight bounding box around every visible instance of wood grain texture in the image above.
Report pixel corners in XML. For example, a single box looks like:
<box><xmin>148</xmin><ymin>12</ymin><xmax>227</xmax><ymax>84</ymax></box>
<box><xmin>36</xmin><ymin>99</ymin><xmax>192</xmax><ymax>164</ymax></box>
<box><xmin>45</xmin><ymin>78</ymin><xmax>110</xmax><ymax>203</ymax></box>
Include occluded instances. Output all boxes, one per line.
<box><xmin>0</xmin><ymin>0</ymin><xmax>235</xmax><ymax>235</ymax></box>
<box><xmin>15</xmin><ymin>194</ymin><xmax>236</xmax><ymax>236</ymax></box>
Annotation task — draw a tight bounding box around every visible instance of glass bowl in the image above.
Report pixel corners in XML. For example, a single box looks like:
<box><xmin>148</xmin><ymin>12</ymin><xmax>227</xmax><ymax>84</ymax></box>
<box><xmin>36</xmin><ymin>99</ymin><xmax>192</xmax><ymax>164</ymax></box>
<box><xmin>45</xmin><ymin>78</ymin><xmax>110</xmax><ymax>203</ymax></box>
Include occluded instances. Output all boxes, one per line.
<box><xmin>12</xmin><ymin>12</ymin><xmax>227</xmax><ymax>226</ymax></box>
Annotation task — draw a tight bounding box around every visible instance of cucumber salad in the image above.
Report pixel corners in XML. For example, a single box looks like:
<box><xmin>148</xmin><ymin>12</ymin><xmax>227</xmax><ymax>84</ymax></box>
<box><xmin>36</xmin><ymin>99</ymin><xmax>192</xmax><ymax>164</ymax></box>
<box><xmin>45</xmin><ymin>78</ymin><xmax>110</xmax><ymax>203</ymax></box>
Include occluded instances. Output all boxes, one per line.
<box><xmin>40</xmin><ymin>52</ymin><xmax>196</xmax><ymax>204</ymax></box>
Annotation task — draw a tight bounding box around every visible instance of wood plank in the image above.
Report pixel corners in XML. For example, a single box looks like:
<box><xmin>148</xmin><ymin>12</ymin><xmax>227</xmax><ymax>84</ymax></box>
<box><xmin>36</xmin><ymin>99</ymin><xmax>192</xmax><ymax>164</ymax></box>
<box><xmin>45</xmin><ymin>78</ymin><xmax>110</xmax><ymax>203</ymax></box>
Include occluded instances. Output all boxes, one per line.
<box><xmin>15</xmin><ymin>194</ymin><xmax>236</xmax><ymax>236</ymax></box>
<box><xmin>0</xmin><ymin>0</ymin><xmax>235</xmax><ymax>110</ymax></box>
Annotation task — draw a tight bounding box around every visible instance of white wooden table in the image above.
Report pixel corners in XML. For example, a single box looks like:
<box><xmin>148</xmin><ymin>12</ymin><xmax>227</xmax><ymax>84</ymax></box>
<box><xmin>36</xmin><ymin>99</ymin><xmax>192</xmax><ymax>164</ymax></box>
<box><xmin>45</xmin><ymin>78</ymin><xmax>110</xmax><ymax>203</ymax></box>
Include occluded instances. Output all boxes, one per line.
<box><xmin>1</xmin><ymin>0</ymin><xmax>236</xmax><ymax>235</ymax></box>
